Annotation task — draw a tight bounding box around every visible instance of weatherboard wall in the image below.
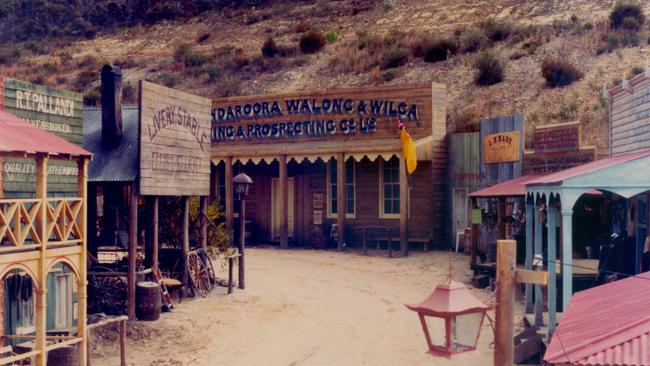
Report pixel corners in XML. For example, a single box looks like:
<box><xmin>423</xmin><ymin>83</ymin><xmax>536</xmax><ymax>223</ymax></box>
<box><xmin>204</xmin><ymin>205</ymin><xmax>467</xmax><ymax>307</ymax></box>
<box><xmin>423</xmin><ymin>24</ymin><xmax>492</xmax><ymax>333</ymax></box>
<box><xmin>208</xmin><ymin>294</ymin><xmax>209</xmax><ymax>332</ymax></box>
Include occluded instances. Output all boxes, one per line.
<box><xmin>609</xmin><ymin>74</ymin><xmax>650</xmax><ymax>156</ymax></box>
<box><xmin>1</xmin><ymin>77</ymin><xmax>83</xmax><ymax>198</ymax></box>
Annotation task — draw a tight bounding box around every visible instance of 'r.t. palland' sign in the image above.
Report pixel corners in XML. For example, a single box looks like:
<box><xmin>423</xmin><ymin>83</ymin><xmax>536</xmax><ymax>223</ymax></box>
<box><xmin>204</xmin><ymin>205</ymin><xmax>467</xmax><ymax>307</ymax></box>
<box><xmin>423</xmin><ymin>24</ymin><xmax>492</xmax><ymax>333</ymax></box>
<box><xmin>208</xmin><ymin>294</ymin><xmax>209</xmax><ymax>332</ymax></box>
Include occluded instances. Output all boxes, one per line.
<box><xmin>211</xmin><ymin>84</ymin><xmax>433</xmax><ymax>144</ymax></box>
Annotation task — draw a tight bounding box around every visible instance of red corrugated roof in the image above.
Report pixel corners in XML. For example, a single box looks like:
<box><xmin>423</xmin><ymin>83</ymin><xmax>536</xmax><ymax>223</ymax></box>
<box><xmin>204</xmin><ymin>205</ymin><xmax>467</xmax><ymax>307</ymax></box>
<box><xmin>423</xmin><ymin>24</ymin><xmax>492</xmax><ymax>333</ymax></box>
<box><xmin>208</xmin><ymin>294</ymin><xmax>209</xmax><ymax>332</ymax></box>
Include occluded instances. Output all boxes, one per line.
<box><xmin>0</xmin><ymin>110</ymin><xmax>90</xmax><ymax>157</ymax></box>
<box><xmin>469</xmin><ymin>175</ymin><xmax>542</xmax><ymax>198</ymax></box>
<box><xmin>545</xmin><ymin>272</ymin><xmax>650</xmax><ymax>365</ymax></box>
<box><xmin>527</xmin><ymin>149</ymin><xmax>650</xmax><ymax>186</ymax></box>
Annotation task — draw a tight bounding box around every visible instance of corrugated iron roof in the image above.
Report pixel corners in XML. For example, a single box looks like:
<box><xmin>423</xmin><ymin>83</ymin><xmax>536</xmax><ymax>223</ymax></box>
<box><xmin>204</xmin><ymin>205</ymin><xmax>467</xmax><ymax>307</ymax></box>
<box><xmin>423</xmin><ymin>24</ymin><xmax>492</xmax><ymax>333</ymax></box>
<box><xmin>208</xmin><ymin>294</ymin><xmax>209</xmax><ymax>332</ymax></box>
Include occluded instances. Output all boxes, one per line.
<box><xmin>527</xmin><ymin>149</ymin><xmax>650</xmax><ymax>186</ymax></box>
<box><xmin>0</xmin><ymin>109</ymin><xmax>90</xmax><ymax>157</ymax></box>
<box><xmin>545</xmin><ymin>272</ymin><xmax>650</xmax><ymax>365</ymax></box>
<box><xmin>83</xmin><ymin>106</ymin><xmax>138</xmax><ymax>182</ymax></box>
<box><xmin>469</xmin><ymin>175</ymin><xmax>542</xmax><ymax>198</ymax></box>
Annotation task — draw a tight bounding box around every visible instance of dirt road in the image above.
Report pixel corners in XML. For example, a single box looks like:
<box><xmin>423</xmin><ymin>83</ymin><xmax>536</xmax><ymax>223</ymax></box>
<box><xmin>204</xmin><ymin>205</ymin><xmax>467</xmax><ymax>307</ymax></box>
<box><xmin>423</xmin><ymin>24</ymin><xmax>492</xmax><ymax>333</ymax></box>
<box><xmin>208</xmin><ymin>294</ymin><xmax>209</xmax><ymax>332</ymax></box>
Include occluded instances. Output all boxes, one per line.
<box><xmin>92</xmin><ymin>248</ymin><xmax>496</xmax><ymax>366</ymax></box>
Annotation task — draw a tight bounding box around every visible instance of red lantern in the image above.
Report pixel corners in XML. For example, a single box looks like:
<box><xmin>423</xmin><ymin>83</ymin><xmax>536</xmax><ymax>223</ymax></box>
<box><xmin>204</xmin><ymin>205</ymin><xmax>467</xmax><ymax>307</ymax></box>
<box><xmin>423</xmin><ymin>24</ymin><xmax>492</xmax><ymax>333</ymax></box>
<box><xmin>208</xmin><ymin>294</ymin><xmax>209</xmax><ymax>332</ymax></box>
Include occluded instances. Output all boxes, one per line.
<box><xmin>406</xmin><ymin>277</ymin><xmax>490</xmax><ymax>355</ymax></box>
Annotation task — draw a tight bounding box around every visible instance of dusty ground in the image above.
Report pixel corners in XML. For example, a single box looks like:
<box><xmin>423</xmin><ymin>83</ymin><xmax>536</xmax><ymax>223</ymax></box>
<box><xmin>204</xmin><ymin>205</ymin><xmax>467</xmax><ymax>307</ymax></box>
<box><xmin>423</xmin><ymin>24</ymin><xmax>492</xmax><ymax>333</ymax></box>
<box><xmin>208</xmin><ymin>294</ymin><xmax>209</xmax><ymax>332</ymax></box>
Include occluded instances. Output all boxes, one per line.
<box><xmin>91</xmin><ymin>248</ymin><xmax>509</xmax><ymax>366</ymax></box>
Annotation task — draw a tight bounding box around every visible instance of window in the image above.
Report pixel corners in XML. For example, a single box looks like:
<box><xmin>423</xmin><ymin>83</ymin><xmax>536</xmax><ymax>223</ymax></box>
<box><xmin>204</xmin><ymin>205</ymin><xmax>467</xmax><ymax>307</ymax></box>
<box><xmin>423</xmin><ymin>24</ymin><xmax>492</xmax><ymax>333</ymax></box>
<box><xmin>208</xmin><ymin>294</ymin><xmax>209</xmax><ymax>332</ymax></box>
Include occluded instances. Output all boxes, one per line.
<box><xmin>380</xmin><ymin>156</ymin><xmax>400</xmax><ymax>218</ymax></box>
<box><xmin>55</xmin><ymin>273</ymin><xmax>73</xmax><ymax>330</ymax></box>
<box><xmin>327</xmin><ymin>159</ymin><xmax>355</xmax><ymax>218</ymax></box>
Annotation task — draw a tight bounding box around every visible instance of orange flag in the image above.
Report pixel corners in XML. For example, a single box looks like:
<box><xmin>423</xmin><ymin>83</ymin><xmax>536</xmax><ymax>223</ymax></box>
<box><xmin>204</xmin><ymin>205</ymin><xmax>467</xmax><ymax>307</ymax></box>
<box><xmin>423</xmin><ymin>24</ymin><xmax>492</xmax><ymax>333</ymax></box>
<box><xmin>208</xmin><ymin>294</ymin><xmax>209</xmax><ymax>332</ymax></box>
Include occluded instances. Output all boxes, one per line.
<box><xmin>397</xmin><ymin>118</ymin><xmax>417</xmax><ymax>174</ymax></box>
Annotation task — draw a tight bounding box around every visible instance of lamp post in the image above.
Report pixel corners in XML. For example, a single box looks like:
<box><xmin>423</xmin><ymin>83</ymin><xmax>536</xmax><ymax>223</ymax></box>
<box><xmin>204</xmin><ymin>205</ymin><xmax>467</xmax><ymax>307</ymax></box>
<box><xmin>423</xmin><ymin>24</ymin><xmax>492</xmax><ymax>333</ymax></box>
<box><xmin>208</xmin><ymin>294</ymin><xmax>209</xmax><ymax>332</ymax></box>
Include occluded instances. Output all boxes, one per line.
<box><xmin>233</xmin><ymin>172</ymin><xmax>253</xmax><ymax>289</ymax></box>
<box><xmin>405</xmin><ymin>264</ymin><xmax>489</xmax><ymax>356</ymax></box>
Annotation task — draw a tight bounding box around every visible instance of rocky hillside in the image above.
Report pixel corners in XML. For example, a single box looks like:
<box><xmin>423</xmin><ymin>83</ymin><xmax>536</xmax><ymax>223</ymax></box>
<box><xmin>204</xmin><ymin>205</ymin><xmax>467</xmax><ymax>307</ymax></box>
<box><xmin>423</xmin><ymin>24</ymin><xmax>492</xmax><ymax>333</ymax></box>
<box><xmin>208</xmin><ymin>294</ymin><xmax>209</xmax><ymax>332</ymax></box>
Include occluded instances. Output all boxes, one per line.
<box><xmin>1</xmin><ymin>0</ymin><xmax>649</xmax><ymax>148</ymax></box>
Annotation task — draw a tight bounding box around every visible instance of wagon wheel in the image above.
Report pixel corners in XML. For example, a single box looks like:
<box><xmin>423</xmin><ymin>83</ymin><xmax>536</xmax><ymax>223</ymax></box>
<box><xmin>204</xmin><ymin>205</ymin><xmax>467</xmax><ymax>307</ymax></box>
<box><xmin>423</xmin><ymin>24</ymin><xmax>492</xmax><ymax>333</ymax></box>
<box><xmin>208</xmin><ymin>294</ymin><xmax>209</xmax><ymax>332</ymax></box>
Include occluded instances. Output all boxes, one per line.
<box><xmin>88</xmin><ymin>267</ymin><xmax>127</xmax><ymax>315</ymax></box>
<box><xmin>197</xmin><ymin>249</ymin><xmax>217</xmax><ymax>288</ymax></box>
<box><xmin>187</xmin><ymin>251</ymin><xmax>211</xmax><ymax>297</ymax></box>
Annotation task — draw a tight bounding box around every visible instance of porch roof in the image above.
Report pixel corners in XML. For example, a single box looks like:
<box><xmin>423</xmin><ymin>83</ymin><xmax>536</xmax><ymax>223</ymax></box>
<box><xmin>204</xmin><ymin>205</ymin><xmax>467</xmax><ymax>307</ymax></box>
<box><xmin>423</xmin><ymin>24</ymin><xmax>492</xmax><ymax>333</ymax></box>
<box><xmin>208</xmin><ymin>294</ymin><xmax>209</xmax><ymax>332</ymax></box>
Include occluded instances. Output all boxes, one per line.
<box><xmin>0</xmin><ymin>109</ymin><xmax>91</xmax><ymax>158</ymax></box>
<box><xmin>469</xmin><ymin>175</ymin><xmax>542</xmax><ymax>198</ymax></box>
<box><xmin>526</xmin><ymin>149</ymin><xmax>650</xmax><ymax>207</ymax></box>
<box><xmin>211</xmin><ymin>137</ymin><xmax>434</xmax><ymax>165</ymax></box>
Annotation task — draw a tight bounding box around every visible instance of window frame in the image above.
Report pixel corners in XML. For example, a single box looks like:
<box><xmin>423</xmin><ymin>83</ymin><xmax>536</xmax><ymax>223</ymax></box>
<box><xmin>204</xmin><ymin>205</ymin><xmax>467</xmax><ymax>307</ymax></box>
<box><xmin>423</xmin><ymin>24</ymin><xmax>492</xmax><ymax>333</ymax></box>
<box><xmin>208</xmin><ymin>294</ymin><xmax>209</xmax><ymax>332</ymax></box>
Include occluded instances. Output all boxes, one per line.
<box><xmin>379</xmin><ymin>156</ymin><xmax>401</xmax><ymax>219</ymax></box>
<box><xmin>326</xmin><ymin>158</ymin><xmax>356</xmax><ymax>219</ymax></box>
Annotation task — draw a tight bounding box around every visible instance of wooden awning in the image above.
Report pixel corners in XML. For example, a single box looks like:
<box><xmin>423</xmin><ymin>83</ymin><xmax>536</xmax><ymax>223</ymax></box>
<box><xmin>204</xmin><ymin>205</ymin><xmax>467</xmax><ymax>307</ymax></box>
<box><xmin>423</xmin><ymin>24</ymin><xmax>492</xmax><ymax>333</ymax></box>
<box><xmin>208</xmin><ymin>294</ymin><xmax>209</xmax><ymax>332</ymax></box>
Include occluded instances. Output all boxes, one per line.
<box><xmin>211</xmin><ymin>137</ymin><xmax>433</xmax><ymax>165</ymax></box>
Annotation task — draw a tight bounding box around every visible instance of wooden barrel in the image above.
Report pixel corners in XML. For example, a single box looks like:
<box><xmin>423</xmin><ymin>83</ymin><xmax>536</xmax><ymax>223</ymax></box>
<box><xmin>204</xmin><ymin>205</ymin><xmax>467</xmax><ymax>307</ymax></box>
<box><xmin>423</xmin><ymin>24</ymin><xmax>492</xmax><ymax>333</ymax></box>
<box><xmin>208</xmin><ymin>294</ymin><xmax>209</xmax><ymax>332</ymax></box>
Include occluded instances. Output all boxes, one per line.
<box><xmin>136</xmin><ymin>281</ymin><xmax>161</xmax><ymax>321</ymax></box>
<box><xmin>47</xmin><ymin>345</ymin><xmax>78</xmax><ymax>365</ymax></box>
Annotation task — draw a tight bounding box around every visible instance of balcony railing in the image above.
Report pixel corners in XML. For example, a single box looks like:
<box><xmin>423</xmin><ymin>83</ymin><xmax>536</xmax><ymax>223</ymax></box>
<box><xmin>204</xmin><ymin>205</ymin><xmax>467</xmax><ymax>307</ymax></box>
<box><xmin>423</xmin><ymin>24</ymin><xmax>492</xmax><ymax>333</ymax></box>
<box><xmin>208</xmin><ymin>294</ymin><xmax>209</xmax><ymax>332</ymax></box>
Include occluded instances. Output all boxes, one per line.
<box><xmin>0</xmin><ymin>197</ymin><xmax>83</xmax><ymax>250</ymax></box>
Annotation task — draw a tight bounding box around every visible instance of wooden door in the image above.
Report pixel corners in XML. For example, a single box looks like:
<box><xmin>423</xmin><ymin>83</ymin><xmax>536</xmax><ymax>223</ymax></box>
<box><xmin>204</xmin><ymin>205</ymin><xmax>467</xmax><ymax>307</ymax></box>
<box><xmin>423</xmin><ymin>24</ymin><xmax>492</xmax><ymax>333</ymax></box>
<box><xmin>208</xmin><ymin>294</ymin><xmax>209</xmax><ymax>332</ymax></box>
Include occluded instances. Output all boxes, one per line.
<box><xmin>271</xmin><ymin>178</ymin><xmax>294</xmax><ymax>239</ymax></box>
<box><xmin>453</xmin><ymin>188</ymin><xmax>469</xmax><ymax>238</ymax></box>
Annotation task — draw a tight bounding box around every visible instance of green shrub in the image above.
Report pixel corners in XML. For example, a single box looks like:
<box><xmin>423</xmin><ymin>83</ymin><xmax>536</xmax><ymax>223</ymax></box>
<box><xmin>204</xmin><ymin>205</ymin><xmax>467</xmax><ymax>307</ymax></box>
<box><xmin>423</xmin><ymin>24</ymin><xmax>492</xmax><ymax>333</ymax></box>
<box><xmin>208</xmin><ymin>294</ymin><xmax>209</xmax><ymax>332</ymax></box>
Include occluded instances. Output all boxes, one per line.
<box><xmin>174</xmin><ymin>43</ymin><xmax>192</xmax><ymax>62</ymax></box>
<box><xmin>160</xmin><ymin>71</ymin><xmax>179</xmax><ymax>87</ymax></box>
<box><xmin>480</xmin><ymin>17</ymin><xmax>512</xmax><ymax>42</ymax></box>
<box><xmin>610</xmin><ymin>1</ymin><xmax>645</xmax><ymax>29</ymax></box>
<box><xmin>628</xmin><ymin>66</ymin><xmax>645</xmax><ymax>78</ymax></box>
<box><xmin>205</xmin><ymin>66</ymin><xmax>223</xmax><ymax>83</ymax></box>
<box><xmin>606</xmin><ymin>32</ymin><xmax>620</xmax><ymax>49</ymax></box>
<box><xmin>583</xmin><ymin>22</ymin><xmax>594</xmax><ymax>30</ymax></box>
<box><xmin>122</xmin><ymin>82</ymin><xmax>137</xmax><ymax>103</ymax></box>
<box><xmin>474</xmin><ymin>50</ymin><xmax>504</xmax><ymax>86</ymax></box>
<box><xmin>622</xmin><ymin>16</ymin><xmax>641</xmax><ymax>30</ymax></box>
<box><xmin>261</xmin><ymin>37</ymin><xmax>280</xmax><ymax>57</ymax></box>
<box><xmin>570</xmin><ymin>14</ymin><xmax>579</xmax><ymax>23</ymax></box>
<box><xmin>380</xmin><ymin>46</ymin><xmax>409</xmax><ymax>69</ymax></box>
<box><xmin>74</xmin><ymin>70</ymin><xmax>97</xmax><ymax>91</ymax></box>
<box><xmin>423</xmin><ymin>38</ymin><xmax>457</xmax><ymax>62</ymax></box>
<box><xmin>621</xmin><ymin>31</ymin><xmax>640</xmax><ymax>46</ymax></box>
<box><xmin>541</xmin><ymin>57</ymin><xmax>583</xmax><ymax>87</ymax></box>
<box><xmin>325</xmin><ymin>27</ymin><xmax>342</xmax><ymax>43</ymax></box>
<box><xmin>462</xmin><ymin>29</ymin><xmax>487</xmax><ymax>53</ymax></box>
<box><xmin>299</xmin><ymin>31</ymin><xmax>326</xmax><ymax>54</ymax></box>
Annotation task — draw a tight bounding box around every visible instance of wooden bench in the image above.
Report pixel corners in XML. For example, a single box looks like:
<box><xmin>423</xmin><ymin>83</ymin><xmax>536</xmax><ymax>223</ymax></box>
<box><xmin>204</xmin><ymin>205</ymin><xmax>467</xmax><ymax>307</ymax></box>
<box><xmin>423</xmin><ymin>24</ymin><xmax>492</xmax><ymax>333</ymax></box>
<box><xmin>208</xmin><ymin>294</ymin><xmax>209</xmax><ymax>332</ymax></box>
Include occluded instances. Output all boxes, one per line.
<box><xmin>373</xmin><ymin>234</ymin><xmax>433</xmax><ymax>251</ymax></box>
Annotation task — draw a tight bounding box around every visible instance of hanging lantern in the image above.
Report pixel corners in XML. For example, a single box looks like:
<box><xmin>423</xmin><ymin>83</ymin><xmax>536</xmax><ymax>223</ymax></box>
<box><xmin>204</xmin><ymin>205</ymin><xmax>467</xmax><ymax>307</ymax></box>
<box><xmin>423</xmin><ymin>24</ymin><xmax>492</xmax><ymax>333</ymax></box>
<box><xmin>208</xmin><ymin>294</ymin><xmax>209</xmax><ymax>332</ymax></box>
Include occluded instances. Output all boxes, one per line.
<box><xmin>406</xmin><ymin>273</ymin><xmax>490</xmax><ymax>356</ymax></box>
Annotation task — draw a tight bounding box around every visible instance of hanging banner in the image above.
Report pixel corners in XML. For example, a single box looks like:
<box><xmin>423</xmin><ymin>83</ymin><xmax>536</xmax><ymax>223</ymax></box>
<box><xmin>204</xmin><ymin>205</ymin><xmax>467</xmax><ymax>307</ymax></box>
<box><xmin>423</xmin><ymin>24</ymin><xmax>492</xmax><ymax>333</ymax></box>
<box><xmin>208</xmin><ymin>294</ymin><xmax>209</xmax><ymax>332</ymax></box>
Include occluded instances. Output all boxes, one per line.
<box><xmin>482</xmin><ymin>131</ymin><xmax>520</xmax><ymax>163</ymax></box>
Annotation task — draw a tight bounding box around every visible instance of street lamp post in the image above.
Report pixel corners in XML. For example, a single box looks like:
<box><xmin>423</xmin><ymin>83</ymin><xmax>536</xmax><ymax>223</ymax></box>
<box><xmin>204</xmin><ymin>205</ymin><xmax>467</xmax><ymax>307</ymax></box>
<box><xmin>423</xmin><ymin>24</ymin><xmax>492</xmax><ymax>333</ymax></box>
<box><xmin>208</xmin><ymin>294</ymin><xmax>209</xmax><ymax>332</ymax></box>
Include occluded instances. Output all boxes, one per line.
<box><xmin>233</xmin><ymin>172</ymin><xmax>253</xmax><ymax>290</ymax></box>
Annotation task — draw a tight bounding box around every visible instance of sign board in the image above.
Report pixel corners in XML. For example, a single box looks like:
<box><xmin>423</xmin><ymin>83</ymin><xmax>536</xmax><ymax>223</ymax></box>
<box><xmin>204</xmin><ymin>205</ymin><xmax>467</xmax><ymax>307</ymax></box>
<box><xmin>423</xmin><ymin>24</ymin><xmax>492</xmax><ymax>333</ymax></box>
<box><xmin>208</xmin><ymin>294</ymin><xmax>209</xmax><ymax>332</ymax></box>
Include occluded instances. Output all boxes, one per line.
<box><xmin>211</xmin><ymin>85</ymin><xmax>433</xmax><ymax>145</ymax></box>
<box><xmin>533</xmin><ymin>123</ymin><xmax>579</xmax><ymax>153</ymax></box>
<box><xmin>483</xmin><ymin>131</ymin><xmax>520</xmax><ymax>163</ymax></box>
<box><xmin>138</xmin><ymin>81</ymin><xmax>211</xmax><ymax>196</ymax></box>
<box><xmin>313</xmin><ymin>210</ymin><xmax>323</xmax><ymax>225</ymax></box>
<box><xmin>313</xmin><ymin>193</ymin><xmax>324</xmax><ymax>209</ymax></box>
<box><xmin>609</xmin><ymin>76</ymin><xmax>650</xmax><ymax>156</ymax></box>
<box><xmin>471</xmin><ymin>209</ymin><xmax>483</xmax><ymax>224</ymax></box>
<box><xmin>1</xmin><ymin>77</ymin><xmax>83</xmax><ymax>197</ymax></box>
<box><xmin>523</xmin><ymin>148</ymin><xmax>596</xmax><ymax>175</ymax></box>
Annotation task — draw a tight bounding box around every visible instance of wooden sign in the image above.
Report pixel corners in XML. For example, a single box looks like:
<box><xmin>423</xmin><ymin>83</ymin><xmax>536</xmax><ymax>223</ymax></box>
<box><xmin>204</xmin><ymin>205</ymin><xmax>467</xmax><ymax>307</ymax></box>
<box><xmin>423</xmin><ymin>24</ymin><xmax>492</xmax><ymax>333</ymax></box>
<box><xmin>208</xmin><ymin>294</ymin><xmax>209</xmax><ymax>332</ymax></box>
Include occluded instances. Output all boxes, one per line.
<box><xmin>471</xmin><ymin>208</ymin><xmax>483</xmax><ymax>224</ymax></box>
<box><xmin>483</xmin><ymin>131</ymin><xmax>520</xmax><ymax>163</ymax></box>
<box><xmin>479</xmin><ymin>114</ymin><xmax>524</xmax><ymax>188</ymax></box>
<box><xmin>313</xmin><ymin>210</ymin><xmax>323</xmax><ymax>225</ymax></box>
<box><xmin>313</xmin><ymin>193</ymin><xmax>324</xmax><ymax>209</ymax></box>
<box><xmin>609</xmin><ymin>75</ymin><xmax>650</xmax><ymax>156</ymax></box>
<box><xmin>138</xmin><ymin>80</ymin><xmax>211</xmax><ymax>196</ymax></box>
<box><xmin>533</xmin><ymin>122</ymin><xmax>579</xmax><ymax>153</ymax></box>
<box><xmin>523</xmin><ymin>148</ymin><xmax>596</xmax><ymax>175</ymax></box>
<box><xmin>211</xmin><ymin>84</ymin><xmax>433</xmax><ymax>145</ymax></box>
<box><xmin>2</xmin><ymin>78</ymin><xmax>83</xmax><ymax>197</ymax></box>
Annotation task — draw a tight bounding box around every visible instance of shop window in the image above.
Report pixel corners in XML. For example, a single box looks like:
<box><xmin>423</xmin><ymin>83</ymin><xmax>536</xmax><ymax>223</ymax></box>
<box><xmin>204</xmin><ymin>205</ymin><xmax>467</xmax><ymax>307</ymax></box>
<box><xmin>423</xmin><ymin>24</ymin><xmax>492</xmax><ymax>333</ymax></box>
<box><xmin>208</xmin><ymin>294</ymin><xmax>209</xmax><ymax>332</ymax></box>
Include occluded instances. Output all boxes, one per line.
<box><xmin>327</xmin><ymin>159</ymin><xmax>355</xmax><ymax>218</ymax></box>
<box><xmin>380</xmin><ymin>156</ymin><xmax>400</xmax><ymax>218</ymax></box>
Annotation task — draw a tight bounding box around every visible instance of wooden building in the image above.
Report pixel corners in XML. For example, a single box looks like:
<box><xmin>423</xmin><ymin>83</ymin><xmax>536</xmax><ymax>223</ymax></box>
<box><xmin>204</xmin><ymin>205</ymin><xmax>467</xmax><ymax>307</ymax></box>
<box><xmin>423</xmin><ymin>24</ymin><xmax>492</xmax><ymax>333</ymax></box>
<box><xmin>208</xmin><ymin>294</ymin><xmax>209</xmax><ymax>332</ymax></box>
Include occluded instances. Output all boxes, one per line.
<box><xmin>83</xmin><ymin>66</ymin><xmax>212</xmax><ymax>320</ymax></box>
<box><xmin>211</xmin><ymin>84</ymin><xmax>447</xmax><ymax>253</ymax></box>
<box><xmin>0</xmin><ymin>108</ymin><xmax>91</xmax><ymax>365</ymax></box>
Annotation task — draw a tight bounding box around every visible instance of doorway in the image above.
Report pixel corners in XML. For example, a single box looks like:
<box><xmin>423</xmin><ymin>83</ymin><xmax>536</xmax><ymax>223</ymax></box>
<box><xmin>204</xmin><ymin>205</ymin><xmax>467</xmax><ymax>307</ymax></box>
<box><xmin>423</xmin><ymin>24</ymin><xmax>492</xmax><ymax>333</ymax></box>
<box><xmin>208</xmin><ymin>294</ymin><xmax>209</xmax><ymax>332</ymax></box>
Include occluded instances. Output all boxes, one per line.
<box><xmin>271</xmin><ymin>177</ymin><xmax>294</xmax><ymax>240</ymax></box>
<box><xmin>452</xmin><ymin>188</ymin><xmax>469</xmax><ymax>246</ymax></box>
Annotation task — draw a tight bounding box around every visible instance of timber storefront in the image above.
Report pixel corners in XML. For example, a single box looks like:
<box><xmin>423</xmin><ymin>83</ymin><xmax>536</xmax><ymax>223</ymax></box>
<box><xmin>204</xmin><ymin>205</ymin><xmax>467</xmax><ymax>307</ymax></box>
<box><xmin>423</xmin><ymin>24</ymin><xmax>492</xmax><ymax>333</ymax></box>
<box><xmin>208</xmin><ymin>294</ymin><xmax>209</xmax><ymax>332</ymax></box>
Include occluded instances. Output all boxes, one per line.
<box><xmin>211</xmin><ymin>84</ymin><xmax>447</xmax><ymax>253</ymax></box>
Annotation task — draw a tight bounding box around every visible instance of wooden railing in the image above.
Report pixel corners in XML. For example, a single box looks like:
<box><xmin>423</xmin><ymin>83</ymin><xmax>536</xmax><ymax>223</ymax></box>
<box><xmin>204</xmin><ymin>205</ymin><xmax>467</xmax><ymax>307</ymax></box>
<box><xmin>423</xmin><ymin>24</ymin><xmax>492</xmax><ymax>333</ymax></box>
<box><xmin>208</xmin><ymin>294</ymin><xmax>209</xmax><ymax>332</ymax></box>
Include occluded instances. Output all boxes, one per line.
<box><xmin>46</xmin><ymin>198</ymin><xmax>82</xmax><ymax>246</ymax></box>
<box><xmin>0</xmin><ymin>199</ymin><xmax>41</xmax><ymax>247</ymax></box>
<box><xmin>0</xmin><ymin>197</ymin><xmax>83</xmax><ymax>248</ymax></box>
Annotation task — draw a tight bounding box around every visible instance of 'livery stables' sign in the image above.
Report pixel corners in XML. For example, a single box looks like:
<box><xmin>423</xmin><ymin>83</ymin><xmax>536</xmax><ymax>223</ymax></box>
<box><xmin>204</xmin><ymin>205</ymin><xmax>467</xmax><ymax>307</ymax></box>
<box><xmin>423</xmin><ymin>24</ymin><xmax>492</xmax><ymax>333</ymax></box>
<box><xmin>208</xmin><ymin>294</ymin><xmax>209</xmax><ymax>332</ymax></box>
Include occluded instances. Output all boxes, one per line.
<box><xmin>138</xmin><ymin>80</ymin><xmax>211</xmax><ymax>196</ymax></box>
<box><xmin>211</xmin><ymin>85</ymin><xmax>433</xmax><ymax>144</ymax></box>
<box><xmin>482</xmin><ymin>131</ymin><xmax>520</xmax><ymax>163</ymax></box>
<box><xmin>0</xmin><ymin>77</ymin><xmax>83</xmax><ymax>198</ymax></box>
